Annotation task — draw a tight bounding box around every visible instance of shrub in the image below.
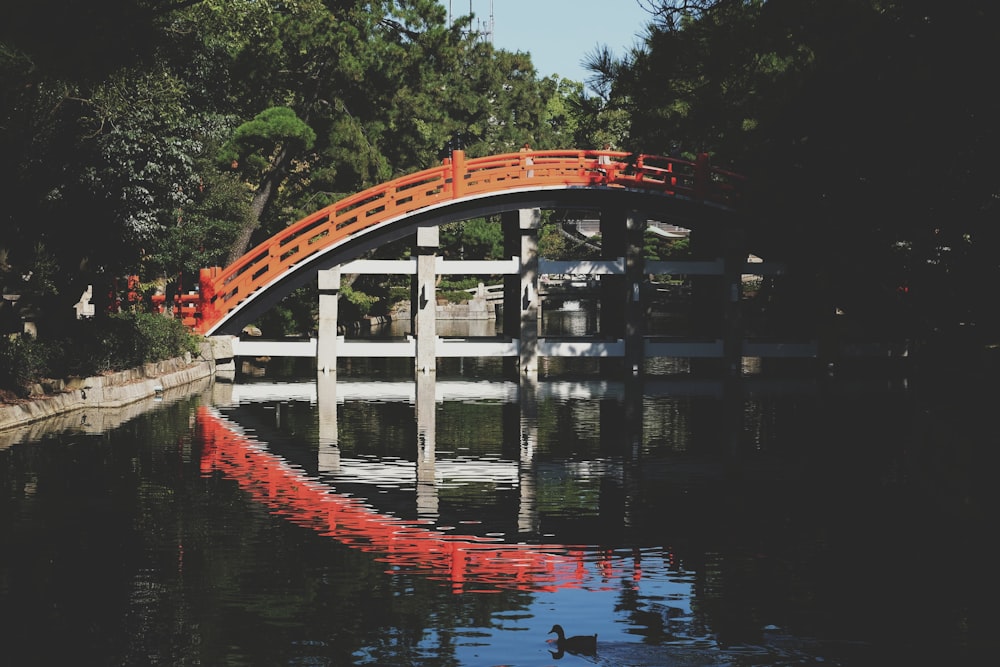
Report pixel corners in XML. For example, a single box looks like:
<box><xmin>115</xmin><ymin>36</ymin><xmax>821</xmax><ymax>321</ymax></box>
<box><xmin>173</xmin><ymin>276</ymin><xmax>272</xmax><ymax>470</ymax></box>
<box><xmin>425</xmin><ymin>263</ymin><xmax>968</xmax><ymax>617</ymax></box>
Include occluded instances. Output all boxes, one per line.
<box><xmin>340</xmin><ymin>285</ymin><xmax>378</xmax><ymax>318</ymax></box>
<box><xmin>388</xmin><ymin>285</ymin><xmax>411</xmax><ymax>305</ymax></box>
<box><xmin>438</xmin><ymin>290</ymin><xmax>472</xmax><ymax>304</ymax></box>
<box><xmin>127</xmin><ymin>311</ymin><xmax>199</xmax><ymax>364</ymax></box>
<box><xmin>439</xmin><ymin>277</ymin><xmax>481</xmax><ymax>292</ymax></box>
<box><xmin>0</xmin><ymin>335</ymin><xmax>55</xmax><ymax>397</ymax></box>
<box><xmin>0</xmin><ymin>312</ymin><xmax>200</xmax><ymax>396</ymax></box>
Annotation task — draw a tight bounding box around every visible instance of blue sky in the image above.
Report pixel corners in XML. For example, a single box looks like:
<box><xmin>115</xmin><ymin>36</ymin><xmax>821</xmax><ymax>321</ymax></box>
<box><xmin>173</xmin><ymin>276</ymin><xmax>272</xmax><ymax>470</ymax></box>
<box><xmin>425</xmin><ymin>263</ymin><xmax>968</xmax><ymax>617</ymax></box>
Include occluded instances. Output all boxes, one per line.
<box><xmin>439</xmin><ymin>0</ymin><xmax>654</xmax><ymax>87</ymax></box>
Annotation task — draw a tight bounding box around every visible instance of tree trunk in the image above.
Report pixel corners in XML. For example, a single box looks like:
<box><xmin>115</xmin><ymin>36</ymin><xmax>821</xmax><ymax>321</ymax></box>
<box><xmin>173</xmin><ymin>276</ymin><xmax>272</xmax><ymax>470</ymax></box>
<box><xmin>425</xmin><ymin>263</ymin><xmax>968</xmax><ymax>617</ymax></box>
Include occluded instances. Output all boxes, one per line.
<box><xmin>225</xmin><ymin>146</ymin><xmax>291</xmax><ymax>266</ymax></box>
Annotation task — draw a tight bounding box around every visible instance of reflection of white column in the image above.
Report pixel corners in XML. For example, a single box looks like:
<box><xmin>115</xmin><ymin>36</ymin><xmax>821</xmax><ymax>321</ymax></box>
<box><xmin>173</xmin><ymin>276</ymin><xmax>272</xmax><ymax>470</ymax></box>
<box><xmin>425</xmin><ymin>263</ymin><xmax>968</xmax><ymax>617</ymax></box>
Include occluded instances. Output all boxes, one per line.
<box><xmin>415</xmin><ymin>371</ymin><xmax>438</xmax><ymax>521</ymax></box>
<box><xmin>317</xmin><ymin>371</ymin><xmax>340</xmax><ymax>474</ymax></box>
<box><xmin>519</xmin><ymin>209</ymin><xmax>540</xmax><ymax>379</ymax></box>
<box><xmin>211</xmin><ymin>376</ymin><xmax>235</xmax><ymax>407</ymax></box>
<box><xmin>622</xmin><ymin>373</ymin><xmax>642</xmax><ymax>528</ymax></box>
<box><xmin>517</xmin><ymin>378</ymin><xmax>538</xmax><ymax>535</ymax></box>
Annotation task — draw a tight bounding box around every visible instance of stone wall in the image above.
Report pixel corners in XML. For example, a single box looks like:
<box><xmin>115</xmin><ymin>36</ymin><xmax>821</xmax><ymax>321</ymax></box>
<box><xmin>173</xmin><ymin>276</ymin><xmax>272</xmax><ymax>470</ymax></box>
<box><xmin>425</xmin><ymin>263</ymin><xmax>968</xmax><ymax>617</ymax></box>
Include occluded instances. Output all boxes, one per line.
<box><xmin>391</xmin><ymin>295</ymin><xmax>495</xmax><ymax>321</ymax></box>
<box><xmin>0</xmin><ymin>339</ymin><xmax>226</xmax><ymax>434</ymax></box>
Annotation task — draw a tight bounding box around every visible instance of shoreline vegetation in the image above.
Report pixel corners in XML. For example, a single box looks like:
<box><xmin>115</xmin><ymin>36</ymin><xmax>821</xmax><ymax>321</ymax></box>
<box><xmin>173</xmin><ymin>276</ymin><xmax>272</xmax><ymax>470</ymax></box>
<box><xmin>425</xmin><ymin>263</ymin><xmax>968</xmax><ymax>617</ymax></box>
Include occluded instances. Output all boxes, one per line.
<box><xmin>0</xmin><ymin>337</ymin><xmax>233</xmax><ymax>435</ymax></box>
<box><xmin>1</xmin><ymin>311</ymin><xmax>201</xmax><ymax>400</ymax></box>
<box><xmin>0</xmin><ymin>312</ymin><xmax>233</xmax><ymax>431</ymax></box>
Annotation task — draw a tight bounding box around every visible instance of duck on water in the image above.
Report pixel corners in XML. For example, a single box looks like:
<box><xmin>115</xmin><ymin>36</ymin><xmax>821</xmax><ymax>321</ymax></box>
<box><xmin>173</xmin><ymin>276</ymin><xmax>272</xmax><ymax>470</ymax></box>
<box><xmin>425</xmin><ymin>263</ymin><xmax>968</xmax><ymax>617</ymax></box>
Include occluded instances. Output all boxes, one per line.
<box><xmin>548</xmin><ymin>624</ymin><xmax>597</xmax><ymax>657</ymax></box>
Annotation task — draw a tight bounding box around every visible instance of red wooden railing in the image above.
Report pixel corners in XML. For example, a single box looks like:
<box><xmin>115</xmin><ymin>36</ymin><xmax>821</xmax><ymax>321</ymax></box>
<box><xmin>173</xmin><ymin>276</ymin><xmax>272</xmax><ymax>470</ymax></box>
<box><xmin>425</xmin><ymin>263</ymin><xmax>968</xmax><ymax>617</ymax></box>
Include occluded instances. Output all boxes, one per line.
<box><xmin>187</xmin><ymin>149</ymin><xmax>743</xmax><ymax>334</ymax></box>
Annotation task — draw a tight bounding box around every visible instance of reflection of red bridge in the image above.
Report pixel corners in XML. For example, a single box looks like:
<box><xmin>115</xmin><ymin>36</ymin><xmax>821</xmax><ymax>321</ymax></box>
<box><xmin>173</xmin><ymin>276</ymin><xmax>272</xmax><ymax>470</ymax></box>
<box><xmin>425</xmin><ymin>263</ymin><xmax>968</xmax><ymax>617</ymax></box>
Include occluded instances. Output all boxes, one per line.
<box><xmin>197</xmin><ymin>406</ymin><xmax>636</xmax><ymax>593</ymax></box>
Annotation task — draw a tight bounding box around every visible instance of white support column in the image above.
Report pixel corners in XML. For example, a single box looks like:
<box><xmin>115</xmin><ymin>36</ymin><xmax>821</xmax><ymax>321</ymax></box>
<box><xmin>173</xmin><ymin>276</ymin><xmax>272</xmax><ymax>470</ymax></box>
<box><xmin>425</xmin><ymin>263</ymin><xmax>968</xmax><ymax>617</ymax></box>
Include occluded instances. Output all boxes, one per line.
<box><xmin>624</xmin><ymin>211</ymin><xmax>647</xmax><ymax>375</ymax></box>
<box><xmin>416</xmin><ymin>225</ymin><xmax>439</xmax><ymax>374</ymax></box>
<box><xmin>502</xmin><ymin>210</ymin><xmax>521</xmax><ymax>378</ymax></box>
<box><xmin>317</xmin><ymin>268</ymin><xmax>341</xmax><ymax>374</ymax></box>
<box><xmin>599</xmin><ymin>208</ymin><xmax>627</xmax><ymax>376</ymax></box>
<box><xmin>519</xmin><ymin>208</ymin><xmax>540</xmax><ymax>379</ymax></box>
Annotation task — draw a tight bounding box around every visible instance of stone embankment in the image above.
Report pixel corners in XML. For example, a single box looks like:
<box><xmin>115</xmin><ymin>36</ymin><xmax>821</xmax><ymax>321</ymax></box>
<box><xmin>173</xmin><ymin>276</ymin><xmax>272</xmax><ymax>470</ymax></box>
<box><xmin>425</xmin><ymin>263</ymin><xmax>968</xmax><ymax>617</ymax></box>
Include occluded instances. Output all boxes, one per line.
<box><xmin>0</xmin><ymin>337</ymin><xmax>234</xmax><ymax>435</ymax></box>
<box><xmin>390</xmin><ymin>293</ymin><xmax>495</xmax><ymax>322</ymax></box>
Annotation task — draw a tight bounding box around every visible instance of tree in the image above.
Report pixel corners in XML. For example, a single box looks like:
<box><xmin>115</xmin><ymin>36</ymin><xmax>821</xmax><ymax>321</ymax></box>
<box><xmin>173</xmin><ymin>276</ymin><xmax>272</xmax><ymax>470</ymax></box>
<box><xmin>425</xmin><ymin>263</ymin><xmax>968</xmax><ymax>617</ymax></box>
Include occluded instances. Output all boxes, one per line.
<box><xmin>218</xmin><ymin>106</ymin><xmax>317</xmax><ymax>264</ymax></box>
<box><xmin>438</xmin><ymin>219</ymin><xmax>503</xmax><ymax>261</ymax></box>
<box><xmin>0</xmin><ymin>0</ymin><xmax>611</xmax><ymax>339</ymax></box>
<box><xmin>608</xmin><ymin>0</ymin><xmax>1000</xmax><ymax>344</ymax></box>
<box><xmin>0</xmin><ymin>3</ymin><xmax>213</xmax><ymax>329</ymax></box>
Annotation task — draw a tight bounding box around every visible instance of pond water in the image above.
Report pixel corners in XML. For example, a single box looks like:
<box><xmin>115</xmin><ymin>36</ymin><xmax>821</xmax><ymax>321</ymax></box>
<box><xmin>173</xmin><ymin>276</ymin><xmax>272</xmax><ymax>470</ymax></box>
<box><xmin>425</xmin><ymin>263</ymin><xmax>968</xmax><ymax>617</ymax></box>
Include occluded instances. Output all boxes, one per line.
<box><xmin>0</xmin><ymin>345</ymin><xmax>992</xmax><ymax>665</ymax></box>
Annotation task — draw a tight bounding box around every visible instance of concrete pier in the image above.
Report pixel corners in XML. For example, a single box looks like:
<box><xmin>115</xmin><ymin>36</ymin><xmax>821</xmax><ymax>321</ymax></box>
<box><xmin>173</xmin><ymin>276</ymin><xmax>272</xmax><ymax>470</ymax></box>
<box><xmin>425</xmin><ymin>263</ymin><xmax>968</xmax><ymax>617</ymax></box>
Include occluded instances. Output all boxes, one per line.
<box><xmin>263</xmin><ymin>205</ymin><xmax>818</xmax><ymax>382</ymax></box>
<box><xmin>317</xmin><ymin>268</ymin><xmax>340</xmax><ymax>374</ymax></box>
<box><xmin>516</xmin><ymin>208</ymin><xmax>540</xmax><ymax>378</ymax></box>
<box><xmin>416</xmin><ymin>225</ymin><xmax>439</xmax><ymax>374</ymax></box>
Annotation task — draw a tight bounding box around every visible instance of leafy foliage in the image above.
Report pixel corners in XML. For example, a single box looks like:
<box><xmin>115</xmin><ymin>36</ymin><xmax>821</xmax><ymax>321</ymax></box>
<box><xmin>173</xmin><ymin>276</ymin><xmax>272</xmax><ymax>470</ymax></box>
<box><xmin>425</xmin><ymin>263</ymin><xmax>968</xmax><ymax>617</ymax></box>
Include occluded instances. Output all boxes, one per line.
<box><xmin>0</xmin><ymin>0</ymin><xmax>585</xmax><ymax>333</ymax></box>
<box><xmin>340</xmin><ymin>285</ymin><xmax>379</xmax><ymax>320</ymax></box>
<box><xmin>2</xmin><ymin>0</ymin><xmax>997</xmax><ymax>353</ymax></box>
<box><xmin>256</xmin><ymin>287</ymin><xmax>319</xmax><ymax>337</ymax></box>
<box><xmin>608</xmin><ymin>0</ymin><xmax>1000</xmax><ymax>342</ymax></box>
<box><xmin>219</xmin><ymin>106</ymin><xmax>316</xmax><ymax>176</ymax></box>
<box><xmin>0</xmin><ymin>312</ymin><xmax>199</xmax><ymax>397</ymax></box>
<box><xmin>644</xmin><ymin>234</ymin><xmax>689</xmax><ymax>262</ymax></box>
<box><xmin>438</xmin><ymin>219</ymin><xmax>503</xmax><ymax>260</ymax></box>
<box><xmin>0</xmin><ymin>335</ymin><xmax>57</xmax><ymax>397</ymax></box>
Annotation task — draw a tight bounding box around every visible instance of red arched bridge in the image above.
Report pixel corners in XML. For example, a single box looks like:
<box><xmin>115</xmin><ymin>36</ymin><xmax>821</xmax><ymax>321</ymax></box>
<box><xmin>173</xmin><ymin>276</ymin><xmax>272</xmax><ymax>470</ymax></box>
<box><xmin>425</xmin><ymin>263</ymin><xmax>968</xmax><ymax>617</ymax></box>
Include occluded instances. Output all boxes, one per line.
<box><xmin>178</xmin><ymin>149</ymin><xmax>744</xmax><ymax>336</ymax></box>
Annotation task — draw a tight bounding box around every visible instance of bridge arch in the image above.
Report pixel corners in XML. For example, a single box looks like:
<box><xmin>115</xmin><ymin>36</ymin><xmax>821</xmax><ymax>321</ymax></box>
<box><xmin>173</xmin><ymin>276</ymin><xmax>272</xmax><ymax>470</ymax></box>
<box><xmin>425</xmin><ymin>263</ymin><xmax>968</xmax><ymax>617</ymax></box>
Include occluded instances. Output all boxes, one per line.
<box><xmin>191</xmin><ymin>149</ymin><xmax>745</xmax><ymax>337</ymax></box>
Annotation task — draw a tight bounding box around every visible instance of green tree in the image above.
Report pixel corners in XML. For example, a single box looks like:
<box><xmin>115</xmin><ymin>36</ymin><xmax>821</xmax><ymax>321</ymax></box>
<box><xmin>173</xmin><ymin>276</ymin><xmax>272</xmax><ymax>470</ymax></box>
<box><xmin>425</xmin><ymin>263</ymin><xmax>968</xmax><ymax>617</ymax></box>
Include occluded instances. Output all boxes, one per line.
<box><xmin>439</xmin><ymin>219</ymin><xmax>503</xmax><ymax>261</ymax></box>
<box><xmin>218</xmin><ymin>106</ymin><xmax>317</xmax><ymax>264</ymax></box>
<box><xmin>0</xmin><ymin>3</ymin><xmax>210</xmax><ymax>330</ymax></box>
<box><xmin>0</xmin><ymin>0</ymin><xmax>613</xmax><ymax>341</ymax></box>
<box><xmin>608</xmin><ymin>0</ymin><xmax>1000</xmax><ymax>344</ymax></box>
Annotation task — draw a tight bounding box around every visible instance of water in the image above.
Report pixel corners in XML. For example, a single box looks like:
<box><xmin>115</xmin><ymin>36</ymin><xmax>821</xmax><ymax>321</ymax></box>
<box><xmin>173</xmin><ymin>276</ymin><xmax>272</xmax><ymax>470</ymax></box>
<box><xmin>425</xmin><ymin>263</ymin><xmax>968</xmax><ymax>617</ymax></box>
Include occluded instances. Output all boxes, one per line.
<box><xmin>0</xmin><ymin>336</ymin><xmax>993</xmax><ymax>665</ymax></box>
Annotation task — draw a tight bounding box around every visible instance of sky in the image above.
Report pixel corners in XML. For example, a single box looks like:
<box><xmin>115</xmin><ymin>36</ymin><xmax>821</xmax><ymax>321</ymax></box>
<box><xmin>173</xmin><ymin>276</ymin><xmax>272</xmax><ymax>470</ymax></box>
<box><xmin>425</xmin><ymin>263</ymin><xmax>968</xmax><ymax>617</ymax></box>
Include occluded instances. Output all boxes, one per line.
<box><xmin>438</xmin><ymin>0</ymin><xmax>654</xmax><ymax>87</ymax></box>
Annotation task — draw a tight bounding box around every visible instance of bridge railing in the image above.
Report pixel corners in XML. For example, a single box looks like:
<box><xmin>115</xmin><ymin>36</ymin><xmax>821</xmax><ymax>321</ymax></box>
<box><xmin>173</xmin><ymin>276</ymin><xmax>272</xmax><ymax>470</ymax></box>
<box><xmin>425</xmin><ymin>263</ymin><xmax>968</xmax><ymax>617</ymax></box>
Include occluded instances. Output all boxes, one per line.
<box><xmin>193</xmin><ymin>149</ymin><xmax>744</xmax><ymax>334</ymax></box>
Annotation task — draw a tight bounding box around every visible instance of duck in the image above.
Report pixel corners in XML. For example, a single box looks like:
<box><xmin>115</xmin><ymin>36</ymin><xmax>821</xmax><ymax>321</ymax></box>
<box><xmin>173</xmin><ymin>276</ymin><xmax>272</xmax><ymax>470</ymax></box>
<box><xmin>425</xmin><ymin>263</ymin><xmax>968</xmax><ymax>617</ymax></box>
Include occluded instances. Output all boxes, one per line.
<box><xmin>548</xmin><ymin>624</ymin><xmax>597</xmax><ymax>656</ymax></box>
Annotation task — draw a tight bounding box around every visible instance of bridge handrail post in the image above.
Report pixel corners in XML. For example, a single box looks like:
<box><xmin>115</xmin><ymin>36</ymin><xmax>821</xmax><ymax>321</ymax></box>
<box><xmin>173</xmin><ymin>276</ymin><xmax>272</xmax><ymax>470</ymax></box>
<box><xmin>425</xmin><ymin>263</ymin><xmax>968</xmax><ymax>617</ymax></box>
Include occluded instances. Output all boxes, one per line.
<box><xmin>693</xmin><ymin>152</ymin><xmax>710</xmax><ymax>201</ymax></box>
<box><xmin>197</xmin><ymin>267</ymin><xmax>220</xmax><ymax>334</ymax></box>
<box><xmin>451</xmin><ymin>150</ymin><xmax>465</xmax><ymax>198</ymax></box>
